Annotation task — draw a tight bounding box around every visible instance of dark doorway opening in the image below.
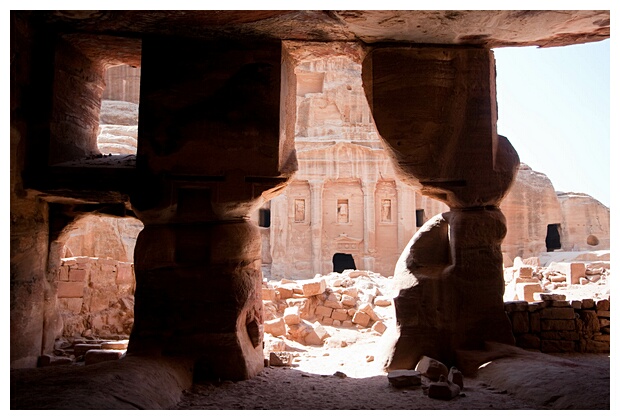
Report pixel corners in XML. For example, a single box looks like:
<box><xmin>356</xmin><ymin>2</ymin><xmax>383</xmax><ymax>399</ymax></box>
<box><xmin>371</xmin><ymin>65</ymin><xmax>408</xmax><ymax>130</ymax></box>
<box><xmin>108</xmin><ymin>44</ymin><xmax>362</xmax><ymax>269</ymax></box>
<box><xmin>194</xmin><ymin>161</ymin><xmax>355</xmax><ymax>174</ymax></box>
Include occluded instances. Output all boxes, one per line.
<box><xmin>259</xmin><ymin>208</ymin><xmax>271</xmax><ymax>227</ymax></box>
<box><xmin>415</xmin><ymin>209</ymin><xmax>425</xmax><ymax>227</ymax></box>
<box><xmin>332</xmin><ymin>253</ymin><xmax>356</xmax><ymax>273</ymax></box>
<box><xmin>545</xmin><ymin>224</ymin><xmax>561</xmax><ymax>252</ymax></box>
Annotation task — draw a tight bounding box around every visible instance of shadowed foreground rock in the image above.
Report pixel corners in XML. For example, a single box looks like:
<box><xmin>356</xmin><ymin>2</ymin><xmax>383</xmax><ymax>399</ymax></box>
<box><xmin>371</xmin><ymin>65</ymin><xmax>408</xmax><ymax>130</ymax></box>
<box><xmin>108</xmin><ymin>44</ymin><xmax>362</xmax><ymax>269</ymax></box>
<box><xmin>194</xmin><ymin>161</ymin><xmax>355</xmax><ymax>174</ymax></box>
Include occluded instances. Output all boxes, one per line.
<box><xmin>363</xmin><ymin>47</ymin><xmax>519</xmax><ymax>371</ymax></box>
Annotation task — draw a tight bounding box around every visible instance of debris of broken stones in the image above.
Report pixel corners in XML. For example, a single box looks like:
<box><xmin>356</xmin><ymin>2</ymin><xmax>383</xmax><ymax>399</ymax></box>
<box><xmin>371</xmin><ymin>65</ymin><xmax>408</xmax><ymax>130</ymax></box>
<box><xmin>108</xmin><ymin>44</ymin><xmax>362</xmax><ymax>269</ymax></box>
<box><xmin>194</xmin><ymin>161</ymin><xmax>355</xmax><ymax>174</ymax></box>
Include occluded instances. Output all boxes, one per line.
<box><xmin>261</xmin><ymin>270</ymin><xmax>392</xmax><ymax>351</ymax></box>
<box><xmin>46</xmin><ymin>338</ymin><xmax>129</xmax><ymax>367</ymax></box>
<box><xmin>428</xmin><ymin>375</ymin><xmax>462</xmax><ymax>400</ymax></box>
<box><xmin>503</xmin><ymin>259</ymin><xmax>610</xmax><ymax>303</ymax></box>
<box><xmin>415</xmin><ymin>356</ymin><xmax>449</xmax><ymax>381</ymax></box>
<box><xmin>268</xmin><ymin>352</ymin><xmax>293</xmax><ymax>367</ymax></box>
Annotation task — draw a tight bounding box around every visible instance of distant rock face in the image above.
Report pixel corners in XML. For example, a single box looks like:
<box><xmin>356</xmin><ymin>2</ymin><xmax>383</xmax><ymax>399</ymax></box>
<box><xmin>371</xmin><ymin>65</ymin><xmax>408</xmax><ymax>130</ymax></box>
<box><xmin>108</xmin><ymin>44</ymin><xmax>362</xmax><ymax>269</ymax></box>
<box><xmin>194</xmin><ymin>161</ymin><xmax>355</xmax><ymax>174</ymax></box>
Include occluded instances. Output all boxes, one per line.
<box><xmin>500</xmin><ymin>164</ymin><xmax>610</xmax><ymax>266</ymax></box>
<box><xmin>97</xmin><ymin>100</ymin><xmax>138</xmax><ymax>155</ymax></box>
<box><xmin>557</xmin><ymin>192</ymin><xmax>610</xmax><ymax>251</ymax></box>
<box><xmin>501</xmin><ymin>164</ymin><xmax>564</xmax><ymax>265</ymax></box>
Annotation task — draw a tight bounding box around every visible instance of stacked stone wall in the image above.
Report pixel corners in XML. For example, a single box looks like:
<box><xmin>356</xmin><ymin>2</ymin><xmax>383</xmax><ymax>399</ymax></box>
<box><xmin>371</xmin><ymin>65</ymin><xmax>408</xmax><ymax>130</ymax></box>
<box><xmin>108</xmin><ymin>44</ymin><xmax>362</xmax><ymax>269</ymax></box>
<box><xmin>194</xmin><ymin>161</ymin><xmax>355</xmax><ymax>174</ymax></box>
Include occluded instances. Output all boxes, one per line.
<box><xmin>505</xmin><ymin>295</ymin><xmax>610</xmax><ymax>354</ymax></box>
<box><xmin>56</xmin><ymin>256</ymin><xmax>135</xmax><ymax>339</ymax></box>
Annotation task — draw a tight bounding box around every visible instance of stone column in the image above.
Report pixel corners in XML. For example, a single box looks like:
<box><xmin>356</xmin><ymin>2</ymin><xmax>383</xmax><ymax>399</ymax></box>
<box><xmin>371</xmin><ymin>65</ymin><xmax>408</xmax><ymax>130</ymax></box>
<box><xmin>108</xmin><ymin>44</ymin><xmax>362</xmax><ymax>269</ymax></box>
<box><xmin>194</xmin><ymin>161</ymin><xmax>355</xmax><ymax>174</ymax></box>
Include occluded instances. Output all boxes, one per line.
<box><xmin>395</xmin><ymin>183</ymin><xmax>407</xmax><ymax>252</ymax></box>
<box><xmin>363</xmin><ymin>46</ymin><xmax>520</xmax><ymax>370</ymax></box>
<box><xmin>128</xmin><ymin>37</ymin><xmax>297</xmax><ymax>381</ymax></box>
<box><xmin>309</xmin><ymin>179</ymin><xmax>324</xmax><ymax>275</ymax></box>
<box><xmin>361</xmin><ymin>180</ymin><xmax>376</xmax><ymax>271</ymax></box>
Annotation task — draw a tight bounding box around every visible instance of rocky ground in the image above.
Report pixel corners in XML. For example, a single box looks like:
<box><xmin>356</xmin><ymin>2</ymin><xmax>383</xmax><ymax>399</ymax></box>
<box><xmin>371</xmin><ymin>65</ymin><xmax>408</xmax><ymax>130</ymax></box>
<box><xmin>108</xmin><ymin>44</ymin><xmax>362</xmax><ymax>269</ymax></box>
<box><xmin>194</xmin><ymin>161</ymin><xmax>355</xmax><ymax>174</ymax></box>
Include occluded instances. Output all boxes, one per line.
<box><xmin>173</xmin><ymin>255</ymin><xmax>611</xmax><ymax>411</ymax></box>
<box><xmin>12</xmin><ymin>253</ymin><xmax>612</xmax><ymax>411</ymax></box>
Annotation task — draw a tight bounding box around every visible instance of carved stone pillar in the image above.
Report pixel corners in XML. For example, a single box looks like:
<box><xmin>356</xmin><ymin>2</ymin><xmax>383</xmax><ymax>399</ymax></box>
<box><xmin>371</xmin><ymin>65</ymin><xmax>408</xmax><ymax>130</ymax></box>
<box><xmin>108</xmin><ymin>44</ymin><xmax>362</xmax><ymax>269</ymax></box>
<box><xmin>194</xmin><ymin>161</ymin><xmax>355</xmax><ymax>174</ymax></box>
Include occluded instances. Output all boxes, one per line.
<box><xmin>361</xmin><ymin>180</ymin><xmax>376</xmax><ymax>271</ymax></box>
<box><xmin>309</xmin><ymin>179</ymin><xmax>324</xmax><ymax>275</ymax></box>
<box><xmin>363</xmin><ymin>46</ymin><xmax>519</xmax><ymax>370</ymax></box>
<box><xmin>128</xmin><ymin>37</ymin><xmax>297</xmax><ymax>381</ymax></box>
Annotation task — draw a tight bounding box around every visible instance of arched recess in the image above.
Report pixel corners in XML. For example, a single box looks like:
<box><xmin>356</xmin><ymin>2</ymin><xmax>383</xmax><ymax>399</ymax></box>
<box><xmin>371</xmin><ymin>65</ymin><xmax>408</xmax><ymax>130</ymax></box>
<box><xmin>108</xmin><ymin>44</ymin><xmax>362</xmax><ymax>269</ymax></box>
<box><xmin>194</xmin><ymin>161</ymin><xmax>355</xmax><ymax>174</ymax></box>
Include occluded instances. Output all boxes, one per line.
<box><xmin>48</xmin><ymin>208</ymin><xmax>143</xmax><ymax>345</ymax></box>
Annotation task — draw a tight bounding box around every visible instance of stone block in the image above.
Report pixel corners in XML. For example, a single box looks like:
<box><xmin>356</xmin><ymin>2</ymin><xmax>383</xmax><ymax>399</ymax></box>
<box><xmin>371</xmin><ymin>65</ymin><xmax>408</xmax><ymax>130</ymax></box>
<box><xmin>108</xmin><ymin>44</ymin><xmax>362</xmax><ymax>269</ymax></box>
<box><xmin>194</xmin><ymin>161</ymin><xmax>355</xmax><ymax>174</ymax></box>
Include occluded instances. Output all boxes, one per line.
<box><xmin>599</xmin><ymin>319</ymin><xmax>610</xmax><ymax>328</ymax></box>
<box><xmin>581</xmin><ymin>339</ymin><xmax>610</xmax><ymax>353</ymax></box>
<box><xmin>324</xmin><ymin>294</ymin><xmax>344</xmax><ymax>309</ymax></box>
<box><xmin>448</xmin><ymin>367</ymin><xmax>464</xmax><ymax>389</ymax></box>
<box><xmin>262</xmin><ymin>287</ymin><xmax>277</xmax><ymax>301</ymax></box>
<box><xmin>85</xmin><ymin>349</ymin><xmax>125</xmax><ymax>365</ymax></box>
<box><xmin>332</xmin><ymin>309</ymin><xmax>349</xmax><ymax>321</ymax></box>
<box><xmin>581</xmin><ymin>298</ymin><xmax>595</xmax><ymax>309</ymax></box>
<box><xmin>342</xmin><ymin>321</ymin><xmax>353</xmax><ymax>328</ymax></box>
<box><xmin>371</xmin><ymin>320</ymin><xmax>387</xmax><ymax>334</ymax></box>
<box><xmin>275</xmin><ymin>285</ymin><xmax>294</xmax><ymax>300</ymax></box>
<box><xmin>517</xmin><ymin>266</ymin><xmax>533</xmax><ymax>279</ymax></box>
<box><xmin>115</xmin><ymin>262</ymin><xmax>134</xmax><ymax>285</ymax></box>
<box><xmin>540</xmin><ymin>307</ymin><xmax>575</xmax><ymax>320</ymax></box>
<box><xmin>596</xmin><ymin>299</ymin><xmax>610</xmax><ymax>311</ymax></box>
<box><xmin>68</xmin><ymin>268</ymin><xmax>87</xmax><ymax>282</ymax></box>
<box><xmin>352</xmin><ymin>311</ymin><xmax>371</xmax><ymax>327</ymax></box>
<box><xmin>415</xmin><ymin>356</ymin><xmax>448</xmax><ymax>381</ymax></box>
<box><xmin>74</xmin><ymin>343</ymin><xmax>102</xmax><ymax>357</ymax></box>
<box><xmin>283</xmin><ymin>306</ymin><xmax>301</xmax><ymax>325</ymax></box>
<box><xmin>101</xmin><ymin>340</ymin><xmax>129</xmax><ymax>350</ymax></box>
<box><xmin>321</xmin><ymin>317</ymin><xmax>334</xmax><ymax>326</ymax></box>
<box><xmin>567</xmin><ymin>263</ymin><xmax>586</xmax><ymax>285</ymax></box>
<box><xmin>374</xmin><ymin>296</ymin><xmax>392</xmax><ymax>307</ymax></box>
<box><xmin>269</xmin><ymin>352</ymin><xmax>292</xmax><ymax>366</ymax></box>
<box><xmin>387</xmin><ymin>370</ymin><xmax>421</xmax><ymax>388</ymax></box>
<box><xmin>428</xmin><ymin>378</ymin><xmax>461</xmax><ymax>400</ymax></box>
<box><xmin>537</xmin><ymin>293</ymin><xmax>566</xmax><ymax>302</ymax></box>
<box><xmin>541</xmin><ymin>340</ymin><xmax>576</xmax><ymax>353</ymax></box>
<box><xmin>315</xmin><ymin>305</ymin><xmax>333</xmax><ymax>318</ymax></box>
<box><xmin>38</xmin><ymin>354</ymin><xmax>72</xmax><ymax>367</ymax></box>
<box><xmin>298</xmin><ymin>278</ymin><xmax>326</xmax><ymax>297</ymax></box>
<box><xmin>593</xmin><ymin>334</ymin><xmax>610</xmax><ymax>342</ymax></box>
<box><xmin>541</xmin><ymin>319</ymin><xmax>576</xmax><ymax>331</ymax></box>
<box><xmin>358</xmin><ymin>302</ymin><xmax>379</xmax><ymax>321</ymax></box>
<box><xmin>510</xmin><ymin>311</ymin><xmax>529</xmax><ymax>334</ymax></box>
<box><xmin>529</xmin><ymin>311</ymin><xmax>541</xmax><ymax>333</ymax></box>
<box><xmin>347</xmin><ymin>308</ymin><xmax>356</xmax><ymax>317</ymax></box>
<box><xmin>570</xmin><ymin>300</ymin><xmax>582</xmax><ymax>309</ymax></box>
<box><xmin>59</xmin><ymin>265</ymin><xmax>69</xmax><ymax>281</ymax></box>
<box><xmin>264</xmin><ymin>317</ymin><xmax>286</xmax><ymax>337</ymax></box>
<box><xmin>342</xmin><ymin>287</ymin><xmax>359</xmax><ymax>298</ymax></box>
<box><xmin>57</xmin><ymin>281</ymin><xmax>85</xmax><ymax>298</ymax></box>
<box><xmin>341</xmin><ymin>294</ymin><xmax>357</xmax><ymax>307</ymax></box>
<box><xmin>305</xmin><ymin>322</ymin><xmax>329</xmax><ymax>346</ymax></box>
<box><xmin>516</xmin><ymin>282</ymin><xmax>544</xmax><ymax>302</ymax></box>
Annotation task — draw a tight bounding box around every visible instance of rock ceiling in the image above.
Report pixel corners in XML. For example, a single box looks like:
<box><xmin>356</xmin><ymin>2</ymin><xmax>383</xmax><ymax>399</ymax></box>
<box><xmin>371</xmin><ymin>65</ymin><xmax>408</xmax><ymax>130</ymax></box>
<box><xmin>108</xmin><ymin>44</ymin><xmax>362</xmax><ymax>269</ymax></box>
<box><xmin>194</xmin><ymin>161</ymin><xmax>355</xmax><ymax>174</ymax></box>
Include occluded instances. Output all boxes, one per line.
<box><xmin>42</xmin><ymin>10</ymin><xmax>609</xmax><ymax>47</ymax></box>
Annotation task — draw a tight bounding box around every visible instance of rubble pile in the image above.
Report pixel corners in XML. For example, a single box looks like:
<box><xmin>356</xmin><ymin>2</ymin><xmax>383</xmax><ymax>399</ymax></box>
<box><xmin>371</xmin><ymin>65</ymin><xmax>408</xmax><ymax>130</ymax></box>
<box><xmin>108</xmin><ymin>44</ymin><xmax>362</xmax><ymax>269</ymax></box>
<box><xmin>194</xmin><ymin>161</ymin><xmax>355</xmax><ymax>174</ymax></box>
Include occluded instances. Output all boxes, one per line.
<box><xmin>39</xmin><ymin>338</ymin><xmax>129</xmax><ymax>367</ymax></box>
<box><xmin>388</xmin><ymin>356</ymin><xmax>464</xmax><ymax>401</ymax></box>
<box><xmin>261</xmin><ymin>270</ymin><xmax>394</xmax><ymax>358</ymax></box>
<box><xmin>503</xmin><ymin>256</ymin><xmax>610</xmax><ymax>302</ymax></box>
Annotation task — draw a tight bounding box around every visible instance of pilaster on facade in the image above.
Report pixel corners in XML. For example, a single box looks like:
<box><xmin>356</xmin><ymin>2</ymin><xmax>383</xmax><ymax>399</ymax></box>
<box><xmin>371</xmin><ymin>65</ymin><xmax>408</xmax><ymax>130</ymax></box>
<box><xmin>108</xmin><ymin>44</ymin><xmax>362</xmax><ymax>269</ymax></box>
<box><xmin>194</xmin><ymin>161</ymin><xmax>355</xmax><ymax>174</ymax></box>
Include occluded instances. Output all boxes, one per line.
<box><xmin>361</xmin><ymin>179</ymin><xmax>377</xmax><ymax>271</ymax></box>
<box><xmin>308</xmin><ymin>179</ymin><xmax>325</xmax><ymax>275</ymax></box>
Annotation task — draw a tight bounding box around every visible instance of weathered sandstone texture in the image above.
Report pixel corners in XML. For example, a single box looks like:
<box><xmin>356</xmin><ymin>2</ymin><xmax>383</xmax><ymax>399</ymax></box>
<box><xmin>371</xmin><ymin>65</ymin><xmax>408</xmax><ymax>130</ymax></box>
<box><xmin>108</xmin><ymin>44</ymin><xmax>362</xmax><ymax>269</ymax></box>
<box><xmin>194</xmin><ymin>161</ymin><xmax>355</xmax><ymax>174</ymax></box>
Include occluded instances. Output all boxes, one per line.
<box><xmin>362</xmin><ymin>46</ymin><xmax>518</xmax><ymax>370</ymax></box>
<box><xmin>97</xmin><ymin>98</ymin><xmax>139</xmax><ymax>155</ymax></box>
<box><xmin>126</xmin><ymin>37</ymin><xmax>297</xmax><ymax>381</ymax></box>
<box><xmin>500</xmin><ymin>164</ymin><xmax>610</xmax><ymax>265</ymax></box>
<box><xmin>11</xmin><ymin>11</ymin><xmax>609</xmax><ymax>405</ymax></box>
<box><xmin>557</xmin><ymin>192</ymin><xmax>610</xmax><ymax>251</ymax></box>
